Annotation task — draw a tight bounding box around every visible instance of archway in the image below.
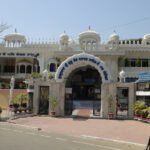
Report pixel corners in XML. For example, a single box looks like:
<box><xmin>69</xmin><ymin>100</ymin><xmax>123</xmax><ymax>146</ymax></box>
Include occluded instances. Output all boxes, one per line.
<box><xmin>55</xmin><ymin>53</ymin><xmax>111</xmax><ymax>116</ymax></box>
<box><xmin>55</xmin><ymin>53</ymin><xmax>111</xmax><ymax>83</ymax></box>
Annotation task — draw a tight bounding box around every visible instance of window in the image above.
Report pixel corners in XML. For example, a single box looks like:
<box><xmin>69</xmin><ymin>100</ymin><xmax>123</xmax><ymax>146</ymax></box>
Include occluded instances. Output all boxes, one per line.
<box><xmin>20</xmin><ymin>65</ymin><xmax>25</xmax><ymax>73</ymax></box>
<box><xmin>130</xmin><ymin>59</ymin><xmax>136</xmax><ymax>67</ymax></box>
<box><xmin>137</xmin><ymin>82</ymin><xmax>150</xmax><ymax>91</ymax></box>
<box><xmin>17</xmin><ymin>65</ymin><xmax>19</xmax><ymax>73</ymax></box>
<box><xmin>126</xmin><ymin>77</ymin><xmax>138</xmax><ymax>82</ymax></box>
<box><xmin>26</xmin><ymin>65</ymin><xmax>32</xmax><ymax>73</ymax></box>
<box><xmin>141</xmin><ymin>59</ymin><xmax>148</xmax><ymax>67</ymax></box>
<box><xmin>50</xmin><ymin>63</ymin><xmax>56</xmax><ymax>72</ymax></box>
<box><xmin>124</xmin><ymin>58</ymin><xmax>129</xmax><ymax>67</ymax></box>
<box><xmin>9</xmin><ymin>66</ymin><xmax>15</xmax><ymax>73</ymax></box>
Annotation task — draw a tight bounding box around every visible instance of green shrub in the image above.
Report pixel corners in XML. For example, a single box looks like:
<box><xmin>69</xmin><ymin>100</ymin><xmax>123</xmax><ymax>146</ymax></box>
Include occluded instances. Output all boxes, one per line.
<box><xmin>134</xmin><ymin>101</ymin><xmax>147</xmax><ymax>115</ymax></box>
<box><xmin>49</xmin><ymin>96</ymin><xmax>58</xmax><ymax>111</ymax></box>
<box><xmin>31</xmin><ymin>72</ymin><xmax>42</xmax><ymax>79</ymax></box>
<box><xmin>141</xmin><ymin>108</ymin><xmax>149</xmax><ymax>118</ymax></box>
<box><xmin>12</xmin><ymin>93</ymin><xmax>28</xmax><ymax>105</ymax></box>
<box><xmin>108</xmin><ymin>95</ymin><xmax>115</xmax><ymax>113</ymax></box>
<box><xmin>147</xmin><ymin>113</ymin><xmax>150</xmax><ymax>119</ymax></box>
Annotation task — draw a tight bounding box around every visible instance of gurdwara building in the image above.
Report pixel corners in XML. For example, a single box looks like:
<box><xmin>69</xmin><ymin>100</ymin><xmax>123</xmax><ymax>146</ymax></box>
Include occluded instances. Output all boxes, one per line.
<box><xmin>1</xmin><ymin>28</ymin><xmax>150</xmax><ymax>118</ymax></box>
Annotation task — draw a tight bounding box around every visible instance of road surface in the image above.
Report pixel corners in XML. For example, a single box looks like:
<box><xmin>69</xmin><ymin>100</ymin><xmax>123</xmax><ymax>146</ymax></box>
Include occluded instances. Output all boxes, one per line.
<box><xmin>0</xmin><ymin>123</ymin><xmax>145</xmax><ymax>150</ymax></box>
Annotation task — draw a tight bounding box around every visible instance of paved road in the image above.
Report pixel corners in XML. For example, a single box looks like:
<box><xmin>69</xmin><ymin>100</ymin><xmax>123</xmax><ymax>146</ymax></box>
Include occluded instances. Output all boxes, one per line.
<box><xmin>8</xmin><ymin>116</ymin><xmax>150</xmax><ymax>145</ymax></box>
<box><xmin>0</xmin><ymin>123</ymin><xmax>145</xmax><ymax>150</ymax></box>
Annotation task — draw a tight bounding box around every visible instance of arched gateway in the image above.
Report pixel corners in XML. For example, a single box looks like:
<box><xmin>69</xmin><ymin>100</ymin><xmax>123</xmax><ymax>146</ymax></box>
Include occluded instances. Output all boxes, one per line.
<box><xmin>55</xmin><ymin>53</ymin><xmax>111</xmax><ymax>116</ymax></box>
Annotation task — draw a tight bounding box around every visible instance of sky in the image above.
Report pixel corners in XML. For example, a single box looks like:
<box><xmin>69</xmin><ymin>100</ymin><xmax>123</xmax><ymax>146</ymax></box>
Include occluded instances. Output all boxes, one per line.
<box><xmin>0</xmin><ymin>0</ymin><xmax>150</xmax><ymax>42</ymax></box>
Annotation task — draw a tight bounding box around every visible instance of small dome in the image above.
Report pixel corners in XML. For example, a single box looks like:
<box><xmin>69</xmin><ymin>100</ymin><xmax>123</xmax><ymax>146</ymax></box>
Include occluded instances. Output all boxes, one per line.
<box><xmin>119</xmin><ymin>69</ymin><xmax>125</xmax><ymax>78</ymax></box>
<box><xmin>59</xmin><ymin>32</ymin><xmax>69</xmax><ymax>41</ymax></box>
<box><xmin>142</xmin><ymin>34</ymin><xmax>150</xmax><ymax>44</ymax></box>
<box><xmin>108</xmin><ymin>32</ymin><xmax>119</xmax><ymax>42</ymax></box>
<box><xmin>143</xmin><ymin>34</ymin><xmax>150</xmax><ymax>40</ymax></box>
<box><xmin>4</xmin><ymin>29</ymin><xmax>26</xmax><ymax>43</ymax></box>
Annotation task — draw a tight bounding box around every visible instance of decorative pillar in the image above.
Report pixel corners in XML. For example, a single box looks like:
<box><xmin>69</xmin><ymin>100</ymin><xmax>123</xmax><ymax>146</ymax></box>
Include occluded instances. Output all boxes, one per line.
<box><xmin>101</xmin><ymin>83</ymin><xmax>108</xmax><ymax>118</ymax></box>
<box><xmin>15</xmin><ymin>65</ymin><xmax>17</xmax><ymax>74</ymax></box>
<box><xmin>25</xmin><ymin>64</ymin><xmax>27</xmax><ymax>74</ymax></box>
<box><xmin>18</xmin><ymin>65</ymin><xmax>20</xmax><ymax>73</ymax></box>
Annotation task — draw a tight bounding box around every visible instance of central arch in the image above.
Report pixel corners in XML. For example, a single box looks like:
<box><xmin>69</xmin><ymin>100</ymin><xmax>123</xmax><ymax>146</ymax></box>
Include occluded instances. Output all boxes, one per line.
<box><xmin>55</xmin><ymin>52</ymin><xmax>111</xmax><ymax>83</ymax></box>
<box><xmin>55</xmin><ymin>53</ymin><xmax>111</xmax><ymax>117</ymax></box>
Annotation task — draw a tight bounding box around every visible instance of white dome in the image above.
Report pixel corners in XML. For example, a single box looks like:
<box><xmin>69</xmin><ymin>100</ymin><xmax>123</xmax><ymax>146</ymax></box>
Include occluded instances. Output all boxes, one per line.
<box><xmin>143</xmin><ymin>34</ymin><xmax>150</xmax><ymax>40</ymax></box>
<box><xmin>4</xmin><ymin>30</ymin><xmax>26</xmax><ymax>43</ymax></box>
<box><xmin>79</xmin><ymin>30</ymin><xmax>100</xmax><ymax>41</ymax></box>
<box><xmin>119</xmin><ymin>69</ymin><xmax>125</xmax><ymax>78</ymax></box>
<box><xmin>108</xmin><ymin>32</ymin><xmax>119</xmax><ymax>42</ymax></box>
<box><xmin>142</xmin><ymin>34</ymin><xmax>150</xmax><ymax>44</ymax></box>
<box><xmin>59</xmin><ymin>32</ymin><xmax>69</xmax><ymax>41</ymax></box>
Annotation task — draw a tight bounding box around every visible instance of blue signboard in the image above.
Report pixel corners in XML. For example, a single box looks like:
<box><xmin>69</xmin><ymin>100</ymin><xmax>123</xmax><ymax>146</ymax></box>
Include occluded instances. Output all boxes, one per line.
<box><xmin>58</xmin><ymin>56</ymin><xmax>109</xmax><ymax>81</ymax></box>
<box><xmin>138</xmin><ymin>72</ymin><xmax>150</xmax><ymax>82</ymax></box>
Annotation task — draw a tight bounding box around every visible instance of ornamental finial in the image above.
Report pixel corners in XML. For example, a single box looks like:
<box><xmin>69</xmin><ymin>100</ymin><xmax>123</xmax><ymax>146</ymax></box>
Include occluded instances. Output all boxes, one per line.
<box><xmin>88</xmin><ymin>25</ymin><xmax>91</xmax><ymax>30</ymax></box>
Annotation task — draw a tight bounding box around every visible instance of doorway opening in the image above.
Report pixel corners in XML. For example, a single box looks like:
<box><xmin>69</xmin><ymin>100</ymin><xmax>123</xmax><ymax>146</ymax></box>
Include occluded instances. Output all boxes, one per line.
<box><xmin>39</xmin><ymin>86</ymin><xmax>49</xmax><ymax>114</ymax></box>
<box><xmin>65</xmin><ymin>66</ymin><xmax>102</xmax><ymax>117</ymax></box>
<box><xmin>116</xmin><ymin>87</ymin><xmax>129</xmax><ymax>118</ymax></box>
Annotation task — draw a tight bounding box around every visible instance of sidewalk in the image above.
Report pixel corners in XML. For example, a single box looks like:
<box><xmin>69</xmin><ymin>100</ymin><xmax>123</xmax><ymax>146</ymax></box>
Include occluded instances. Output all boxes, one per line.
<box><xmin>0</xmin><ymin>109</ymin><xmax>34</xmax><ymax>121</ymax></box>
<box><xmin>0</xmin><ymin>109</ymin><xmax>10</xmax><ymax>120</ymax></box>
<box><xmin>6</xmin><ymin>116</ymin><xmax>150</xmax><ymax>145</ymax></box>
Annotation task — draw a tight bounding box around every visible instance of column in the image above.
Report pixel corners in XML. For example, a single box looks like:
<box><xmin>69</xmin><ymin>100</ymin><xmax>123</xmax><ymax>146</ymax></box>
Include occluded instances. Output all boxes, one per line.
<box><xmin>15</xmin><ymin>65</ymin><xmax>17</xmax><ymax>74</ymax></box>
<box><xmin>31</xmin><ymin>66</ymin><xmax>33</xmax><ymax>73</ymax></box>
<box><xmin>18</xmin><ymin>65</ymin><xmax>20</xmax><ymax>73</ymax></box>
<box><xmin>25</xmin><ymin>64</ymin><xmax>27</xmax><ymax>74</ymax></box>
<box><xmin>101</xmin><ymin>83</ymin><xmax>109</xmax><ymax>118</ymax></box>
<box><xmin>33</xmin><ymin>83</ymin><xmax>39</xmax><ymax>114</ymax></box>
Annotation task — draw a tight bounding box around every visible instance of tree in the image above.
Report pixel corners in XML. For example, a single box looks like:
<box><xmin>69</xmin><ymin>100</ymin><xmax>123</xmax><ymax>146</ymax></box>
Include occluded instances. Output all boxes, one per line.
<box><xmin>0</xmin><ymin>23</ymin><xmax>10</xmax><ymax>34</ymax></box>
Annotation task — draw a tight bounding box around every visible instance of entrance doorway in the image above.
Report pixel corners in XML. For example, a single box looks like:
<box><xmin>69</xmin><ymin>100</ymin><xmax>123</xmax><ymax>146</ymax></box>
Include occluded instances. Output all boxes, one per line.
<box><xmin>65</xmin><ymin>66</ymin><xmax>102</xmax><ymax>117</ymax></box>
<box><xmin>116</xmin><ymin>87</ymin><xmax>129</xmax><ymax>118</ymax></box>
<box><xmin>39</xmin><ymin>86</ymin><xmax>49</xmax><ymax>114</ymax></box>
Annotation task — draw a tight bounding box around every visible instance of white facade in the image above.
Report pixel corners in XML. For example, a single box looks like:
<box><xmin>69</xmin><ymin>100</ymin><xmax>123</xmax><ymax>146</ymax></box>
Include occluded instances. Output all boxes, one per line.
<box><xmin>0</xmin><ymin>28</ymin><xmax>150</xmax><ymax>118</ymax></box>
<box><xmin>0</xmin><ymin>29</ymin><xmax>150</xmax><ymax>83</ymax></box>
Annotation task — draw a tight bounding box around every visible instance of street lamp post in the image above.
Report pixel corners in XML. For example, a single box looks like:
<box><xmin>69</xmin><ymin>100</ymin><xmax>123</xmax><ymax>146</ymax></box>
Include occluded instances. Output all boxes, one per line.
<box><xmin>9</xmin><ymin>76</ymin><xmax>15</xmax><ymax>118</ymax></box>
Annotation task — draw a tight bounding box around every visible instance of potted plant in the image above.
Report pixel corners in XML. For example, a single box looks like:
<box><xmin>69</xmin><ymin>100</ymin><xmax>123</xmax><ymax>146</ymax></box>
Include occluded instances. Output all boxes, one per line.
<box><xmin>107</xmin><ymin>95</ymin><xmax>115</xmax><ymax>119</ymax></box>
<box><xmin>12</xmin><ymin>93</ymin><xmax>28</xmax><ymax>113</ymax></box>
<box><xmin>146</xmin><ymin>107</ymin><xmax>150</xmax><ymax>122</ymax></box>
<box><xmin>31</xmin><ymin>72</ymin><xmax>42</xmax><ymax>79</ymax></box>
<box><xmin>49</xmin><ymin>96</ymin><xmax>58</xmax><ymax>117</ymax></box>
<box><xmin>48</xmin><ymin>72</ymin><xmax>55</xmax><ymax>80</ymax></box>
<box><xmin>134</xmin><ymin>101</ymin><xmax>146</xmax><ymax>118</ymax></box>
